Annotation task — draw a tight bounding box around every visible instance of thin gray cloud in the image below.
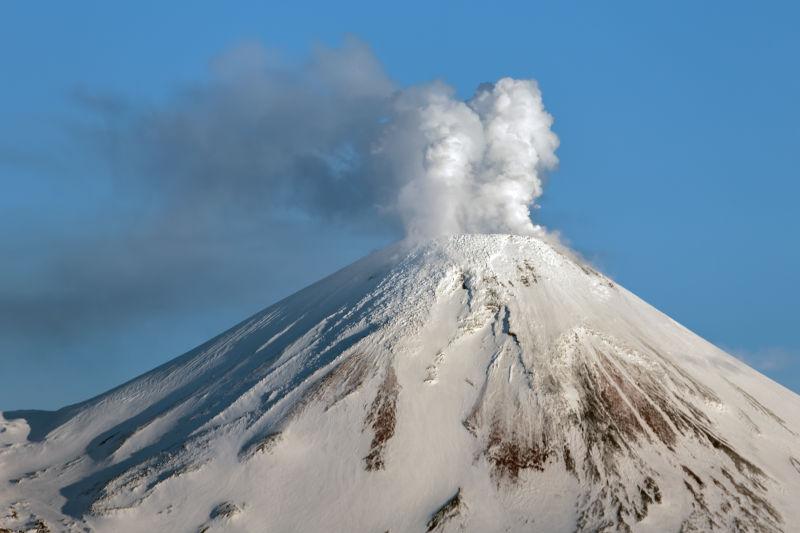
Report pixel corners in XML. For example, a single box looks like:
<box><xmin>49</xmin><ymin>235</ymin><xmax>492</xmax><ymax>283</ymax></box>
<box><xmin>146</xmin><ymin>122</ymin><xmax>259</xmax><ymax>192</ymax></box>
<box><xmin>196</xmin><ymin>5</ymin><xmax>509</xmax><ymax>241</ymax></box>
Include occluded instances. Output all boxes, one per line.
<box><xmin>1</xmin><ymin>37</ymin><xmax>402</xmax><ymax>370</ymax></box>
<box><xmin>71</xmin><ymin>36</ymin><xmax>401</xmax><ymax>231</ymax></box>
<box><xmin>730</xmin><ymin>346</ymin><xmax>797</xmax><ymax>373</ymax></box>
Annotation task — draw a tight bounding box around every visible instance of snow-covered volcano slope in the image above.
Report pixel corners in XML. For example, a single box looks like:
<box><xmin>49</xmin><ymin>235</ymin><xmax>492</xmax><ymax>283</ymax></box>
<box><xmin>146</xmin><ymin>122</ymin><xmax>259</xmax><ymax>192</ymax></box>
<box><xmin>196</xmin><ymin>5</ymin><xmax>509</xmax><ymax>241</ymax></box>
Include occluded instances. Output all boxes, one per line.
<box><xmin>2</xmin><ymin>234</ymin><xmax>800</xmax><ymax>532</ymax></box>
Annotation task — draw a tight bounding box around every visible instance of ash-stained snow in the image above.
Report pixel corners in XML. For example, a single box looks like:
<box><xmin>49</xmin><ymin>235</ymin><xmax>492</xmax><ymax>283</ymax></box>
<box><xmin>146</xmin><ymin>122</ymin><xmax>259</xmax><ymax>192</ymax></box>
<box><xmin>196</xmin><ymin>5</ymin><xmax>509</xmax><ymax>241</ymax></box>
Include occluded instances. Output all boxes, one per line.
<box><xmin>2</xmin><ymin>234</ymin><xmax>799</xmax><ymax>532</ymax></box>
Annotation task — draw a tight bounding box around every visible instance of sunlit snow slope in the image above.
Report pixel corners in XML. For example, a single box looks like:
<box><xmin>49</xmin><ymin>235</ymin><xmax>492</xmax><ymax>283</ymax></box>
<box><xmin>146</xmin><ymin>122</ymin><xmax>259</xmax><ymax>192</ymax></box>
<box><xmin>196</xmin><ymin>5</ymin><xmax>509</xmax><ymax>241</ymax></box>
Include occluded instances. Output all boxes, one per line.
<box><xmin>2</xmin><ymin>234</ymin><xmax>800</xmax><ymax>532</ymax></box>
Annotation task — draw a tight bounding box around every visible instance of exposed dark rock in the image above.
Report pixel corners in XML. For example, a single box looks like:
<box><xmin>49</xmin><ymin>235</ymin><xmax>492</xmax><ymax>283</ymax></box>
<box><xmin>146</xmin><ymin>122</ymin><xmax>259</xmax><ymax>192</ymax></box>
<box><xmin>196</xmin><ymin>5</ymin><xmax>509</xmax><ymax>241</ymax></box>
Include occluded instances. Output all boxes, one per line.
<box><xmin>682</xmin><ymin>465</ymin><xmax>704</xmax><ymax>487</ymax></box>
<box><xmin>516</xmin><ymin>259</ymin><xmax>538</xmax><ymax>287</ymax></box>
<box><xmin>426</xmin><ymin>488</ymin><xmax>465</xmax><ymax>532</ymax></box>
<box><xmin>563</xmin><ymin>445</ymin><xmax>575</xmax><ymax>475</ymax></box>
<box><xmin>364</xmin><ymin>366</ymin><xmax>400</xmax><ymax>471</ymax></box>
<box><xmin>791</xmin><ymin>456</ymin><xmax>800</xmax><ymax>475</ymax></box>
<box><xmin>209</xmin><ymin>501</ymin><xmax>240</xmax><ymax>520</ymax></box>
<box><xmin>238</xmin><ymin>432</ymin><xmax>282</xmax><ymax>461</ymax></box>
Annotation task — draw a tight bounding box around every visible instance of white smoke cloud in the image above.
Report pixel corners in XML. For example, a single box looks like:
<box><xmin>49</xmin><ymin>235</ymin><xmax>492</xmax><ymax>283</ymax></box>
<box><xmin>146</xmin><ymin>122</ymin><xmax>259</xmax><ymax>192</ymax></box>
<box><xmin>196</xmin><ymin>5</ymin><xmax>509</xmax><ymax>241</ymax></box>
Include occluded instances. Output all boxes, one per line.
<box><xmin>386</xmin><ymin>82</ymin><xmax>486</xmax><ymax>238</ymax></box>
<box><xmin>470</xmin><ymin>78</ymin><xmax>560</xmax><ymax>234</ymax></box>
<box><xmin>76</xmin><ymin>39</ymin><xmax>559</xmax><ymax>239</ymax></box>
<box><xmin>385</xmin><ymin>77</ymin><xmax>559</xmax><ymax>238</ymax></box>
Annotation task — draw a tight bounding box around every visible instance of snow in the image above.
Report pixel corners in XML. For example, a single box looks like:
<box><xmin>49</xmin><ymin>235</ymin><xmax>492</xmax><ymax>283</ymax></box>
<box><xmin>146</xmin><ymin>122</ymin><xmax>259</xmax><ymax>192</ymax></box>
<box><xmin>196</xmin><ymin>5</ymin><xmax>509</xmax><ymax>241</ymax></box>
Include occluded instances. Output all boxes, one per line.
<box><xmin>1</xmin><ymin>234</ymin><xmax>799</xmax><ymax>532</ymax></box>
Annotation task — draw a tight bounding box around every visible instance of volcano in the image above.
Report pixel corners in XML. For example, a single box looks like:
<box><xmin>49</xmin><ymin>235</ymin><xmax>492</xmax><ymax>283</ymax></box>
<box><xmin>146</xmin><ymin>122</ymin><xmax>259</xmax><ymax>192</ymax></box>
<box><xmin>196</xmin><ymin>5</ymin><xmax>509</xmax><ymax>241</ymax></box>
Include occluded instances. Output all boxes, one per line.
<box><xmin>2</xmin><ymin>234</ymin><xmax>799</xmax><ymax>532</ymax></box>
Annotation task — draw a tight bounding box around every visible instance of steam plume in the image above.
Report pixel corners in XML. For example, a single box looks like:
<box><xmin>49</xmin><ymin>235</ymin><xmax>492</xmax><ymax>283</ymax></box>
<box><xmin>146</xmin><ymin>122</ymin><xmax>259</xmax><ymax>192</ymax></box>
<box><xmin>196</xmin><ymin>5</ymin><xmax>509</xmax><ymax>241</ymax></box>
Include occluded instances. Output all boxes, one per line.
<box><xmin>79</xmin><ymin>38</ymin><xmax>559</xmax><ymax>239</ymax></box>
<box><xmin>388</xmin><ymin>78</ymin><xmax>559</xmax><ymax>238</ymax></box>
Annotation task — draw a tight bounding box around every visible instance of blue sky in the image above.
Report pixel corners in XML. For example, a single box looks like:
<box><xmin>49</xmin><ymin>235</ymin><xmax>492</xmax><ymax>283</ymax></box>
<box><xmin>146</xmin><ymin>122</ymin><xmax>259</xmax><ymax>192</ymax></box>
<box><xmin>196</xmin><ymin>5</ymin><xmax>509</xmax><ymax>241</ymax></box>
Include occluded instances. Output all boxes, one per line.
<box><xmin>1</xmin><ymin>0</ymin><xmax>798</xmax><ymax>409</ymax></box>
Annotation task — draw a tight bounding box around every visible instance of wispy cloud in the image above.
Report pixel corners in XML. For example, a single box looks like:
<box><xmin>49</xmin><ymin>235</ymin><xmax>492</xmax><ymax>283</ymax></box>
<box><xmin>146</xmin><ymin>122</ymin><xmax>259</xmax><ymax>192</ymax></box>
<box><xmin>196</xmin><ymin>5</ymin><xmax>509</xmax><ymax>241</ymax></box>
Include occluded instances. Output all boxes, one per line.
<box><xmin>729</xmin><ymin>346</ymin><xmax>797</xmax><ymax>373</ymax></box>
